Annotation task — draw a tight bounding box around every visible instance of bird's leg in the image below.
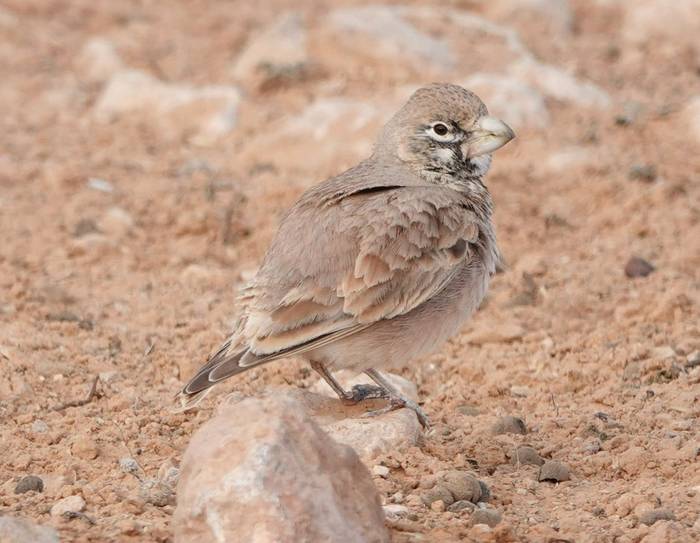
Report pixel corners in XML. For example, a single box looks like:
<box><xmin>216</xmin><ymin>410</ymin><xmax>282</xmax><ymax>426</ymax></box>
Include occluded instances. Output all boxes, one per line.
<box><xmin>309</xmin><ymin>362</ymin><xmax>430</xmax><ymax>428</ymax></box>
<box><xmin>309</xmin><ymin>361</ymin><xmax>386</xmax><ymax>405</ymax></box>
<box><xmin>365</xmin><ymin>368</ymin><xmax>431</xmax><ymax>429</ymax></box>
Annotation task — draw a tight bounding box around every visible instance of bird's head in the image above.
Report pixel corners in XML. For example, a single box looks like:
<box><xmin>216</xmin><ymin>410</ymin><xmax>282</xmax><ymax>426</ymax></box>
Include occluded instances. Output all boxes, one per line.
<box><xmin>377</xmin><ymin>83</ymin><xmax>515</xmax><ymax>182</ymax></box>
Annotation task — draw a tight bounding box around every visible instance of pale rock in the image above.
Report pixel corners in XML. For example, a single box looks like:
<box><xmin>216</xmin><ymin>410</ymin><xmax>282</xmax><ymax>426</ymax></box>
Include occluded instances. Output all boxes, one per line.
<box><xmin>372</xmin><ymin>465</ymin><xmax>390</xmax><ymax>478</ymax></box>
<box><xmin>328</xmin><ymin>6</ymin><xmax>455</xmax><ymax>69</ymax></box>
<box><xmin>464</xmin><ymin>323</ymin><xmax>525</xmax><ymax>345</ymax></box>
<box><xmin>75</xmin><ymin>37</ymin><xmax>123</xmax><ymax>83</ymax></box>
<box><xmin>98</xmin><ymin>206</ymin><xmax>134</xmax><ymax>238</ymax></box>
<box><xmin>94</xmin><ymin>70</ymin><xmax>241</xmax><ymax>142</ymax></box>
<box><xmin>50</xmin><ymin>495</ymin><xmax>86</xmax><ymax>517</ymax></box>
<box><xmin>173</xmin><ymin>394</ymin><xmax>389</xmax><ymax>543</ymax></box>
<box><xmin>311</xmin><ymin>371</ymin><xmax>423</xmax><ymax>461</ymax></box>
<box><xmin>71</xmin><ymin>435</ymin><xmax>99</xmax><ymax>460</ymax></box>
<box><xmin>483</xmin><ymin>0</ymin><xmax>573</xmax><ymax>40</ymax></box>
<box><xmin>544</xmin><ymin>147</ymin><xmax>594</xmax><ymax>172</ymax></box>
<box><xmin>510</xmin><ymin>59</ymin><xmax>611</xmax><ymax>108</ymax></box>
<box><xmin>232</xmin><ymin>13</ymin><xmax>308</xmax><ymax>82</ymax></box>
<box><xmin>383</xmin><ymin>504</ymin><xmax>410</xmax><ymax>520</ymax></box>
<box><xmin>0</xmin><ymin>516</ymin><xmax>58</xmax><ymax>543</ymax></box>
<box><xmin>472</xmin><ymin>507</ymin><xmax>503</xmax><ymax>527</ymax></box>
<box><xmin>461</xmin><ymin>74</ymin><xmax>549</xmax><ymax>130</ymax></box>
<box><xmin>32</xmin><ymin>420</ymin><xmax>49</xmax><ymax>433</ymax></box>
<box><xmin>87</xmin><ymin>177</ymin><xmax>114</xmax><ymax>193</ymax></box>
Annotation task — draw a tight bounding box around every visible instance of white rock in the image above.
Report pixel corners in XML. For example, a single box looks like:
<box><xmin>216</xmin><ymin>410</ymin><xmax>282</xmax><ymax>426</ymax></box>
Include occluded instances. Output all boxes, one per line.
<box><xmin>232</xmin><ymin>13</ymin><xmax>307</xmax><ymax>81</ymax></box>
<box><xmin>544</xmin><ymin>147</ymin><xmax>594</xmax><ymax>172</ymax></box>
<box><xmin>383</xmin><ymin>504</ymin><xmax>410</xmax><ymax>520</ymax></box>
<box><xmin>87</xmin><ymin>177</ymin><xmax>114</xmax><ymax>193</ymax></box>
<box><xmin>174</xmin><ymin>394</ymin><xmax>389</xmax><ymax>543</ymax></box>
<box><xmin>75</xmin><ymin>37</ymin><xmax>123</xmax><ymax>83</ymax></box>
<box><xmin>31</xmin><ymin>420</ymin><xmax>49</xmax><ymax>433</ymax></box>
<box><xmin>462</xmin><ymin>74</ymin><xmax>549</xmax><ymax>129</ymax></box>
<box><xmin>94</xmin><ymin>70</ymin><xmax>241</xmax><ymax>142</ymax></box>
<box><xmin>328</xmin><ymin>6</ymin><xmax>454</xmax><ymax>69</ymax></box>
<box><xmin>372</xmin><ymin>465</ymin><xmax>390</xmax><ymax>478</ymax></box>
<box><xmin>98</xmin><ymin>206</ymin><xmax>134</xmax><ymax>238</ymax></box>
<box><xmin>510</xmin><ymin>59</ymin><xmax>611</xmax><ymax>108</ymax></box>
<box><xmin>50</xmin><ymin>495</ymin><xmax>86</xmax><ymax>517</ymax></box>
<box><xmin>0</xmin><ymin>516</ymin><xmax>58</xmax><ymax>543</ymax></box>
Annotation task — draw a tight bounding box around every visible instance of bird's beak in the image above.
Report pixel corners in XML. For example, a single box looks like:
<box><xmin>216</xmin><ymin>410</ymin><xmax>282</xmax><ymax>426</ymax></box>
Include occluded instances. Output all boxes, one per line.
<box><xmin>462</xmin><ymin>116</ymin><xmax>515</xmax><ymax>158</ymax></box>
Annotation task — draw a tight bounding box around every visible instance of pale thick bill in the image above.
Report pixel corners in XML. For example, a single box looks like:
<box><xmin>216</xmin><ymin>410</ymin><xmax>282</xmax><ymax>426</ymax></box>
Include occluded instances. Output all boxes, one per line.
<box><xmin>462</xmin><ymin>116</ymin><xmax>515</xmax><ymax>158</ymax></box>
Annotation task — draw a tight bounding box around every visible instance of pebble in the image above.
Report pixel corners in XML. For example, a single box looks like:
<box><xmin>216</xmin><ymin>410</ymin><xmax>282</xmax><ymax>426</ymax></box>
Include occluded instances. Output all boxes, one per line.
<box><xmin>372</xmin><ymin>465</ymin><xmax>390</xmax><ymax>478</ymax></box>
<box><xmin>430</xmin><ymin>499</ymin><xmax>446</xmax><ymax>512</ymax></box>
<box><xmin>422</xmin><ymin>485</ymin><xmax>454</xmax><ymax>507</ymax></box>
<box><xmin>471</xmin><ymin>507</ymin><xmax>502</xmax><ymax>527</ymax></box>
<box><xmin>87</xmin><ymin>177</ymin><xmax>114</xmax><ymax>193</ymax></box>
<box><xmin>71</xmin><ymin>436</ymin><xmax>99</xmax><ymax>460</ymax></box>
<box><xmin>638</xmin><ymin>508</ymin><xmax>675</xmax><ymax>526</ymax></box>
<box><xmin>50</xmin><ymin>495</ymin><xmax>86</xmax><ymax>517</ymax></box>
<box><xmin>139</xmin><ymin>479</ymin><xmax>175</xmax><ymax>507</ymax></box>
<box><xmin>628</xmin><ymin>164</ymin><xmax>657</xmax><ymax>182</ymax></box>
<box><xmin>511</xmin><ymin>445</ymin><xmax>544</xmax><ymax>466</ymax></box>
<box><xmin>492</xmin><ymin>415</ymin><xmax>527</xmax><ymax>435</ymax></box>
<box><xmin>382</xmin><ymin>504</ymin><xmax>410</xmax><ymax>520</ymax></box>
<box><xmin>441</xmin><ymin>471</ymin><xmax>483</xmax><ymax>503</ymax></box>
<box><xmin>625</xmin><ymin>257</ymin><xmax>655</xmax><ymax>278</ymax></box>
<box><xmin>448</xmin><ymin>500</ymin><xmax>476</xmax><ymax>513</ymax></box>
<box><xmin>119</xmin><ymin>457</ymin><xmax>140</xmax><ymax>475</ymax></box>
<box><xmin>538</xmin><ymin>460</ymin><xmax>571</xmax><ymax>482</ymax></box>
<box><xmin>15</xmin><ymin>475</ymin><xmax>44</xmax><ymax>494</ymax></box>
<box><xmin>32</xmin><ymin>420</ymin><xmax>49</xmax><ymax>433</ymax></box>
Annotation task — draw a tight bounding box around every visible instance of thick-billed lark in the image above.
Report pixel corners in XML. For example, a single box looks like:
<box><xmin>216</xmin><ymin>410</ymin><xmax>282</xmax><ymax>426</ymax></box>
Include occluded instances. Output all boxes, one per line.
<box><xmin>180</xmin><ymin>83</ymin><xmax>514</xmax><ymax>428</ymax></box>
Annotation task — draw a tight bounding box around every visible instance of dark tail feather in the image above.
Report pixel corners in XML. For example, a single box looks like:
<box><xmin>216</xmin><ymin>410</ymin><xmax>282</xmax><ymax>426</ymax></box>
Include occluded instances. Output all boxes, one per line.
<box><xmin>176</xmin><ymin>344</ymin><xmax>269</xmax><ymax>410</ymax></box>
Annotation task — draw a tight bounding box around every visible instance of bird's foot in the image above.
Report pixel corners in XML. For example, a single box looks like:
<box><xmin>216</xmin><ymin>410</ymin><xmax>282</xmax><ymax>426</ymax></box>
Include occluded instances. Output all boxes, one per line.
<box><xmin>344</xmin><ymin>384</ymin><xmax>430</xmax><ymax>429</ymax></box>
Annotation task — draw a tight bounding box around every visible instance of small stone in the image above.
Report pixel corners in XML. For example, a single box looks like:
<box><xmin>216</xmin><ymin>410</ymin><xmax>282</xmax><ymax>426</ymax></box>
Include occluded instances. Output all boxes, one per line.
<box><xmin>625</xmin><ymin>257</ymin><xmax>655</xmax><ymax>278</ymax></box>
<box><xmin>448</xmin><ymin>500</ymin><xmax>476</xmax><ymax>513</ymax></box>
<box><xmin>471</xmin><ymin>507</ymin><xmax>502</xmax><ymax>527</ymax></box>
<box><xmin>15</xmin><ymin>475</ymin><xmax>44</xmax><ymax>494</ymax></box>
<box><xmin>422</xmin><ymin>485</ymin><xmax>454</xmax><ymax>507</ymax></box>
<box><xmin>98</xmin><ymin>207</ymin><xmax>134</xmax><ymax>238</ymax></box>
<box><xmin>492</xmin><ymin>416</ymin><xmax>527</xmax><ymax>435</ymax></box>
<box><xmin>0</xmin><ymin>516</ymin><xmax>59</xmax><ymax>543</ymax></box>
<box><xmin>73</xmin><ymin>219</ymin><xmax>100</xmax><ymax>238</ymax></box>
<box><xmin>139</xmin><ymin>479</ymin><xmax>175</xmax><ymax>507</ymax></box>
<box><xmin>372</xmin><ymin>465</ymin><xmax>390</xmax><ymax>478</ymax></box>
<box><xmin>440</xmin><ymin>471</ymin><xmax>482</xmax><ymax>503</ymax></box>
<box><xmin>383</xmin><ymin>504</ymin><xmax>410</xmax><ymax>520</ymax></box>
<box><xmin>119</xmin><ymin>457</ymin><xmax>140</xmax><ymax>475</ymax></box>
<box><xmin>638</xmin><ymin>508</ymin><xmax>676</xmax><ymax>526</ymax></box>
<box><xmin>538</xmin><ymin>461</ymin><xmax>571</xmax><ymax>483</ymax></box>
<box><xmin>71</xmin><ymin>436</ymin><xmax>99</xmax><ymax>460</ymax></box>
<box><xmin>31</xmin><ymin>420</ymin><xmax>49</xmax><ymax>433</ymax></box>
<box><xmin>628</xmin><ymin>164</ymin><xmax>657</xmax><ymax>182</ymax></box>
<box><xmin>50</xmin><ymin>495</ymin><xmax>86</xmax><ymax>517</ymax></box>
<box><xmin>87</xmin><ymin>177</ymin><xmax>114</xmax><ymax>193</ymax></box>
<box><xmin>615</xmin><ymin>101</ymin><xmax>643</xmax><ymax>126</ymax></box>
<box><xmin>511</xmin><ymin>445</ymin><xmax>544</xmax><ymax>466</ymax></box>
<box><xmin>686</xmin><ymin>351</ymin><xmax>700</xmax><ymax>368</ymax></box>
<box><xmin>478</xmin><ymin>481</ymin><xmax>491</xmax><ymax>502</ymax></box>
<box><xmin>430</xmin><ymin>499</ymin><xmax>446</xmax><ymax>512</ymax></box>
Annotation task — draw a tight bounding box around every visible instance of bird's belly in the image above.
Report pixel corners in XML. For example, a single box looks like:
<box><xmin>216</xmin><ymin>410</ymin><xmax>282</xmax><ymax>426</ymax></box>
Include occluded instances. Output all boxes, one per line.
<box><xmin>307</xmin><ymin>262</ymin><xmax>490</xmax><ymax>371</ymax></box>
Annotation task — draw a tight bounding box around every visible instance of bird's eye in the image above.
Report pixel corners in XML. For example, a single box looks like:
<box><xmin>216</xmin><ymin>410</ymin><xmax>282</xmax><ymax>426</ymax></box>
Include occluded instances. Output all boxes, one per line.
<box><xmin>432</xmin><ymin>123</ymin><xmax>449</xmax><ymax>136</ymax></box>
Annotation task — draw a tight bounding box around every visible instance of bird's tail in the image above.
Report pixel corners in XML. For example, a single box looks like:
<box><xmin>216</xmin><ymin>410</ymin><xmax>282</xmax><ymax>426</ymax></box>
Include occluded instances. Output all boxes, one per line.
<box><xmin>175</xmin><ymin>340</ymin><xmax>268</xmax><ymax>411</ymax></box>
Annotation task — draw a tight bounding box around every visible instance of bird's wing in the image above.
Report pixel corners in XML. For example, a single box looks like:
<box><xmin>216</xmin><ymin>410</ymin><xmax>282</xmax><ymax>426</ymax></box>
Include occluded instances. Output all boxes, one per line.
<box><xmin>240</xmin><ymin>184</ymin><xmax>484</xmax><ymax>357</ymax></box>
<box><xmin>179</xmin><ymin>184</ymin><xmax>486</xmax><ymax>401</ymax></box>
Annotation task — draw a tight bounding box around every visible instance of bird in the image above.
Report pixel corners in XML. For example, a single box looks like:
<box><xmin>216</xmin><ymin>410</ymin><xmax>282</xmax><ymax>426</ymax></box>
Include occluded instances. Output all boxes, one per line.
<box><xmin>179</xmin><ymin>83</ymin><xmax>515</xmax><ymax>428</ymax></box>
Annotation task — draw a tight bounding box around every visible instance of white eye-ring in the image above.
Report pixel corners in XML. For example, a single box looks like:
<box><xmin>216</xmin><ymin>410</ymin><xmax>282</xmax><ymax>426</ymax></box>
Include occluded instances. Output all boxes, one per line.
<box><xmin>427</xmin><ymin>122</ymin><xmax>456</xmax><ymax>142</ymax></box>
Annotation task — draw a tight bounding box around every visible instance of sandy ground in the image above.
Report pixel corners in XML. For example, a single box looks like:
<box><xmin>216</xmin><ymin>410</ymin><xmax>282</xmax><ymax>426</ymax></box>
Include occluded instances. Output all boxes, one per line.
<box><xmin>1</xmin><ymin>0</ymin><xmax>699</xmax><ymax>541</ymax></box>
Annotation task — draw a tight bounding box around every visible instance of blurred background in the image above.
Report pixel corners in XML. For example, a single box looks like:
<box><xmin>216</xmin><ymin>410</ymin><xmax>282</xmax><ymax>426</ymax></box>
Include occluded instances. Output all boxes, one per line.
<box><xmin>1</xmin><ymin>1</ymin><xmax>699</xmax><ymax>541</ymax></box>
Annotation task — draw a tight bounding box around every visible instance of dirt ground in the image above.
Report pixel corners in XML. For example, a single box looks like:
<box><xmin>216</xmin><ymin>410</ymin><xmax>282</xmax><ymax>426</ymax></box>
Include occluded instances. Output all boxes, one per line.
<box><xmin>1</xmin><ymin>0</ymin><xmax>699</xmax><ymax>541</ymax></box>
